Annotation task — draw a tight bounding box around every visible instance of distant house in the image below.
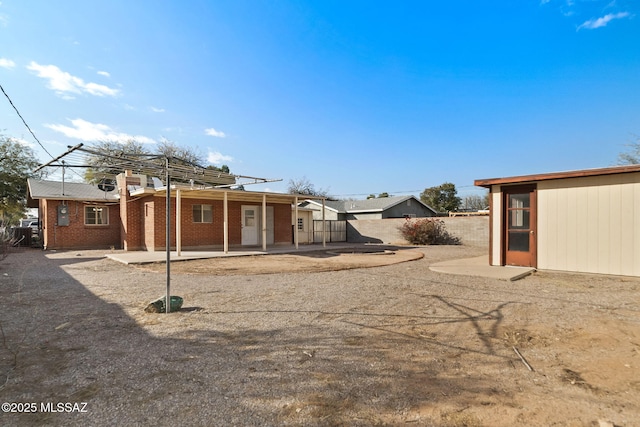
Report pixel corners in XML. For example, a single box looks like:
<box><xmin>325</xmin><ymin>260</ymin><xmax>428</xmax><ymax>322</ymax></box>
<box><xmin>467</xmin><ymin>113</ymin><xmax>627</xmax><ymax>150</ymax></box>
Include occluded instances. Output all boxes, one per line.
<box><xmin>298</xmin><ymin>195</ymin><xmax>437</xmax><ymax>221</ymax></box>
<box><xmin>27</xmin><ymin>172</ymin><xmax>324</xmax><ymax>251</ymax></box>
<box><xmin>475</xmin><ymin>164</ymin><xmax>640</xmax><ymax>277</ymax></box>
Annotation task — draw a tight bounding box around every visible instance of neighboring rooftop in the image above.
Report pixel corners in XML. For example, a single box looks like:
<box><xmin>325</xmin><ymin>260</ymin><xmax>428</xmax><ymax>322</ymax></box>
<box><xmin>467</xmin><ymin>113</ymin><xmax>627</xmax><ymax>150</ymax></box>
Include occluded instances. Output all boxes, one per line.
<box><xmin>304</xmin><ymin>195</ymin><xmax>435</xmax><ymax>213</ymax></box>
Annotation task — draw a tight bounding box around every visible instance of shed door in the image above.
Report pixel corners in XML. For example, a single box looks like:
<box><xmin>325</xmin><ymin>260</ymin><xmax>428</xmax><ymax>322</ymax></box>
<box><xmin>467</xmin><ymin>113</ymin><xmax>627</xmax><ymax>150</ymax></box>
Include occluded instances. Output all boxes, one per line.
<box><xmin>503</xmin><ymin>185</ymin><xmax>537</xmax><ymax>267</ymax></box>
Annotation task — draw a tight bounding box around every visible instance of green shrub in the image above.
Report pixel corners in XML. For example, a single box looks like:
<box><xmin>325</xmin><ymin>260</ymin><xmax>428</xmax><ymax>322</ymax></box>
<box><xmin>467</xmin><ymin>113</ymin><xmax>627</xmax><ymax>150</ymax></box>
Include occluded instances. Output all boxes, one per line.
<box><xmin>399</xmin><ymin>218</ymin><xmax>460</xmax><ymax>245</ymax></box>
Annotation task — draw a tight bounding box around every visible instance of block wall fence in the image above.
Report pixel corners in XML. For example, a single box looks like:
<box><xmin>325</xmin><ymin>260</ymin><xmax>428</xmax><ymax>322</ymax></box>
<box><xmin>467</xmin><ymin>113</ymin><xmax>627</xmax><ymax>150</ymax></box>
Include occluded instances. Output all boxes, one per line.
<box><xmin>347</xmin><ymin>216</ymin><xmax>489</xmax><ymax>247</ymax></box>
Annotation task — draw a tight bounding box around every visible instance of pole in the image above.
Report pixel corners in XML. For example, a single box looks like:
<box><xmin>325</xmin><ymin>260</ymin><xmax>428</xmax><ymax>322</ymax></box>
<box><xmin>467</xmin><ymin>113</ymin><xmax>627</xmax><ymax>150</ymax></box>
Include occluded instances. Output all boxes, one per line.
<box><xmin>176</xmin><ymin>189</ymin><xmax>182</xmax><ymax>256</ymax></box>
<box><xmin>165</xmin><ymin>157</ymin><xmax>171</xmax><ymax>314</ymax></box>
<box><xmin>61</xmin><ymin>160</ymin><xmax>66</xmax><ymax>196</ymax></box>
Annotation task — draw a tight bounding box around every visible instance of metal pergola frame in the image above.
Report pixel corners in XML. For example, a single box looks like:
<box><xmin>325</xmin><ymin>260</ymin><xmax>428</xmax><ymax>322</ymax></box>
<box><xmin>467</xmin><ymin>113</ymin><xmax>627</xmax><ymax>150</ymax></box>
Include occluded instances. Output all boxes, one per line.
<box><xmin>33</xmin><ymin>143</ymin><xmax>327</xmax><ymax>313</ymax></box>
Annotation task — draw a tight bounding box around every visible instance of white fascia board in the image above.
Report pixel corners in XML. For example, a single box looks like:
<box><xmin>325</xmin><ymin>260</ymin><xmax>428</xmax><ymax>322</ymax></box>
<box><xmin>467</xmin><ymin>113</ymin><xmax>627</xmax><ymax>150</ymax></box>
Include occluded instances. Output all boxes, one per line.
<box><xmin>345</xmin><ymin>208</ymin><xmax>384</xmax><ymax>213</ymax></box>
<box><xmin>300</xmin><ymin>199</ymin><xmax>339</xmax><ymax>212</ymax></box>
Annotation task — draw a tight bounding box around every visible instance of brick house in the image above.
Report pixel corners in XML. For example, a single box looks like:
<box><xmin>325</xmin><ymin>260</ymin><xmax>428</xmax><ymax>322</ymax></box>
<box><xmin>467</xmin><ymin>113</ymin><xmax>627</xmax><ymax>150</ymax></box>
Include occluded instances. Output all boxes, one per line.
<box><xmin>27</xmin><ymin>172</ymin><xmax>321</xmax><ymax>251</ymax></box>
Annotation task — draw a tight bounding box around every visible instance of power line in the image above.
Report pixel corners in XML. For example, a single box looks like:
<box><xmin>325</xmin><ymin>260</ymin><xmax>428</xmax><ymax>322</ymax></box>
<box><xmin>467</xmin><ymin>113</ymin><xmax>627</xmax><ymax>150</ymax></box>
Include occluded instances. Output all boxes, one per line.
<box><xmin>329</xmin><ymin>184</ymin><xmax>486</xmax><ymax>199</ymax></box>
<box><xmin>0</xmin><ymin>82</ymin><xmax>55</xmax><ymax>160</ymax></box>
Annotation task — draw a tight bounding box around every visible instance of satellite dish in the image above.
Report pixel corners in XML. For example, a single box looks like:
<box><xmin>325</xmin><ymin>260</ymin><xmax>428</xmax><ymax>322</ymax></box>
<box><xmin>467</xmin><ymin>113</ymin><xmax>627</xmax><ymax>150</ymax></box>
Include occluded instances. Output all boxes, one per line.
<box><xmin>98</xmin><ymin>178</ymin><xmax>116</xmax><ymax>192</ymax></box>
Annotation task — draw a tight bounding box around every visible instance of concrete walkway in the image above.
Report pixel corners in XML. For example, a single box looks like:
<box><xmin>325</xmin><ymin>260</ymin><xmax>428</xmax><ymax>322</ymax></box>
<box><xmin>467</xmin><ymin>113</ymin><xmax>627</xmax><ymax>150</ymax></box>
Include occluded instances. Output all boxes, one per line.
<box><xmin>429</xmin><ymin>255</ymin><xmax>535</xmax><ymax>281</ymax></box>
<box><xmin>106</xmin><ymin>244</ymin><xmax>535</xmax><ymax>281</ymax></box>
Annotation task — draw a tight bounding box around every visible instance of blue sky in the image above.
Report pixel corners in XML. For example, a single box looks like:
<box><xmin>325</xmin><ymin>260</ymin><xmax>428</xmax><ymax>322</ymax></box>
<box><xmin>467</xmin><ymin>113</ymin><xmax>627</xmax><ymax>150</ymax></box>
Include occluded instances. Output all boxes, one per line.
<box><xmin>1</xmin><ymin>0</ymin><xmax>639</xmax><ymax>199</ymax></box>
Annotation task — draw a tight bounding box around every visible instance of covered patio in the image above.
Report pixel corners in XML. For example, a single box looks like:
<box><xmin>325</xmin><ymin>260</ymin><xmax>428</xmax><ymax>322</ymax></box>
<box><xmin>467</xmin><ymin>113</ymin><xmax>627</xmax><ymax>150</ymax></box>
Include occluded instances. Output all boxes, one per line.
<box><xmin>129</xmin><ymin>183</ymin><xmax>328</xmax><ymax>254</ymax></box>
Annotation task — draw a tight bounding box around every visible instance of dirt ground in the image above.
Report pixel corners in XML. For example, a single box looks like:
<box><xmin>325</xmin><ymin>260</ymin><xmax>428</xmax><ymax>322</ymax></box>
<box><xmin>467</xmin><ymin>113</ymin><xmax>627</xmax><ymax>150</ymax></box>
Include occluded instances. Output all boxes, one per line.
<box><xmin>140</xmin><ymin>246</ymin><xmax>426</xmax><ymax>275</ymax></box>
<box><xmin>0</xmin><ymin>245</ymin><xmax>639</xmax><ymax>426</ymax></box>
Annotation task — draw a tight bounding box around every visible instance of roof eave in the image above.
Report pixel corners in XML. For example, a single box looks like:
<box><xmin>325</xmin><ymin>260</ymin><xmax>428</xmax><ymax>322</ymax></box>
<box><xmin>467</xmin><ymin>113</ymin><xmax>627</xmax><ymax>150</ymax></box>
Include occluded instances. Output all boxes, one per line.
<box><xmin>475</xmin><ymin>164</ymin><xmax>640</xmax><ymax>188</ymax></box>
<box><xmin>346</xmin><ymin>208</ymin><xmax>384</xmax><ymax>213</ymax></box>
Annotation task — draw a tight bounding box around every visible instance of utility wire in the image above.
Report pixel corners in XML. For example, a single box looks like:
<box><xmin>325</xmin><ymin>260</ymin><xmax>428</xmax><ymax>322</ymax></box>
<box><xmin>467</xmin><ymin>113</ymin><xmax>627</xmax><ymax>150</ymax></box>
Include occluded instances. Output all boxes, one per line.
<box><xmin>330</xmin><ymin>184</ymin><xmax>485</xmax><ymax>199</ymax></box>
<box><xmin>1</xmin><ymin>82</ymin><xmax>87</xmax><ymax>180</ymax></box>
<box><xmin>0</xmin><ymin>83</ymin><xmax>55</xmax><ymax>160</ymax></box>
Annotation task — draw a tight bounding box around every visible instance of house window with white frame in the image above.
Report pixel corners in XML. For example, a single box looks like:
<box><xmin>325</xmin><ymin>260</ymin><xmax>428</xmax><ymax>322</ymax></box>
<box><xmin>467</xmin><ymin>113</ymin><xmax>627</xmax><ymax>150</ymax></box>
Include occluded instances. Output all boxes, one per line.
<box><xmin>193</xmin><ymin>204</ymin><xmax>213</xmax><ymax>223</ymax></box>
<box><xmin>297</xmin><ymin>217</ymin><xmax>304</xmax><ymax>230</ymax></box>
<box><xmin>85</xmin><ymin>206</ymin><xmax>109</xmax><ymax>225</ymax></box>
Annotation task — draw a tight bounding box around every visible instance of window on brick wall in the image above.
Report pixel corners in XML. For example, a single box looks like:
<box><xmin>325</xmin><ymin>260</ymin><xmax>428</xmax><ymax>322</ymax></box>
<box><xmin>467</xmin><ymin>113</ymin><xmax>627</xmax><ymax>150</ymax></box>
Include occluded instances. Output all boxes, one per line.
<box><xmin>193</xmin><ymin>204</ymin><xmax>213</xmax><ymax>223</ymax></box>
<box><xmin>85</xmin><ymin>206</ymin><xmax>109</xmax><ymax>225</ymax></box>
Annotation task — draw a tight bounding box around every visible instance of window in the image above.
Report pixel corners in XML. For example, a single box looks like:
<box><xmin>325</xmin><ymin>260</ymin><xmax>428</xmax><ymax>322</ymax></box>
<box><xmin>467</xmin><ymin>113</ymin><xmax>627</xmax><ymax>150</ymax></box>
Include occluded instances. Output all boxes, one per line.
<box><xmin>244</xmin><ymin>209</ymin><xmax>255</xmax><ymax>226</ymax></box>
<box><xmin>193</xmin><ymin>204</ymin><xmax>213</xmax><ymax>223</ymax></box>
<box><xmin>85</xmin><ymin>206</ymin><xmax>108</xmax><ymax>225</ymax></box>
<box><xmin>297</xmin><ymin>217</ymin><xmax>304</xmax><ymax>230</ymax></box>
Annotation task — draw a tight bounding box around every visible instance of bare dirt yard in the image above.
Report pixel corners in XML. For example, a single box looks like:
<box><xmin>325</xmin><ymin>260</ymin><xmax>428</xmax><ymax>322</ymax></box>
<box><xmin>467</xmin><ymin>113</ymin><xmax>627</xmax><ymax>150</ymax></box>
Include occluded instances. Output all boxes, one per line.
<box><xmin>1</xmin><ymin>245</ymin><xmax>639</xmax><ymax>426</ymax></box>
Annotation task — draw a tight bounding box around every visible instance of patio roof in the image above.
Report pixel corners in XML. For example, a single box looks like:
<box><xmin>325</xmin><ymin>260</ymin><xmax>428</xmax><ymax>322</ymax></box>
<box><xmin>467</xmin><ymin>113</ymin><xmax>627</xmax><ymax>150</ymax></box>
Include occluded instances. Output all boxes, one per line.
<box><xmin>132</xmin><ymin>184</ymin><xmax>326</xmax><ymax>204</ymax></box>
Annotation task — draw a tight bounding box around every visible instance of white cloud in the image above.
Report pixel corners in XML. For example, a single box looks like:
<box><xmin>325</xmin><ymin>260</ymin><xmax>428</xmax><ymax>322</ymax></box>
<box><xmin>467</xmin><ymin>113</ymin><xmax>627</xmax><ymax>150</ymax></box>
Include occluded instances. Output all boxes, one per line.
<box><xmin>0</xmin><ymin>58</ymin><xmax>15</xmax><ymax>69</ymax></box>
<box><xmin>577</xmin><ymin>11</ymin><xmax>630</xmax><ymax>30</ymax></box>
<box><xmin>207</xmin><ymin>151</ymin><xmax>233</xmax><ymax>165</ymax></box>
<box><xmin>45</xmin><ymin>118</ymin><xmax>155</xmax><ymax>144</ymax></box>
<box><xmin>97</xmin><ymin>70</ymin><xmax>111</xmax><ymax>77</ymax></box>
<box><xmin>150</xmin><ymin>107</ymin><xmax>165</xmax><ymax>113</ymax></box>
<box><xmin>26</xmin><ymin>61</ymin><xmax>120</xmax><ymax>98</ymax></box>
<box><xmin>205</xmin><ymin>127</ymin><xmax>226</xmax><ymax>138</ymax></box>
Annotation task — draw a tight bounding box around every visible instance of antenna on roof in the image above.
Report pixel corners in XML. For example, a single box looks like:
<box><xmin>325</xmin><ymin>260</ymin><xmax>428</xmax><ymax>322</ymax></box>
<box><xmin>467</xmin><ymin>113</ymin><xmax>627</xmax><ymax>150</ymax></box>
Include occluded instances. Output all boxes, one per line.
<box><xmin>97</xmin><ymin>178</ymin><xmax>116</xmax><ymax>192</ymax></box>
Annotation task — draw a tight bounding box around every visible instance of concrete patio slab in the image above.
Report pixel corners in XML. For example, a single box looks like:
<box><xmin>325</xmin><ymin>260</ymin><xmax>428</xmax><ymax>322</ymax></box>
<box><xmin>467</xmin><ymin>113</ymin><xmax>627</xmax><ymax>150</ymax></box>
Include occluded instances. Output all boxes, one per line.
<box><xmin>105</xmin><ymin>243</ymin><xmax>360</xmax><ymax>265</ymax></box>
<box><xmin>429</xmin><ymin>255</ymin><xmax>535</xmax><ymax>281</ymax></box>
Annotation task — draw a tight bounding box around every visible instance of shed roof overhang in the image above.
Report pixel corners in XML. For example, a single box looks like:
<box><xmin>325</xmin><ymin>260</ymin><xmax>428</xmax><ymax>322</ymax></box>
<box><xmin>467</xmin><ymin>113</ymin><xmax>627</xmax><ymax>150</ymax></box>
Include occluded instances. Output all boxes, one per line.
<box><xmin>474</xmin><ymin>164</ymin><xmax>640</xmax><ymax>188</ymax></box>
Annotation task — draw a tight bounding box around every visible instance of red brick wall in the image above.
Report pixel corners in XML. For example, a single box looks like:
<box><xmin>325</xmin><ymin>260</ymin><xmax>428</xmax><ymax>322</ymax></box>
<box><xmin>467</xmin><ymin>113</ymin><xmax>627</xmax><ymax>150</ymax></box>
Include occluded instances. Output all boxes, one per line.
<box><xmin>42</xmin><ymin>200</ymin><xmax>121</xmax><ymax>250</ymax></box>
<box><xmin>144</xmin><ymin>196</ymin><xmax>292</xmax><ymax>250</ymax></box>
<box><xmin>41</xmin><ymin>193</ymin><xmax>294</xmax><ymax>251</ymax></box>
<box><xmin>120</xmin><ymin>188</ymin><xmax>144</xmax><ymax>250</ymax></box>
<box><xmin>273</xmin><ymin>203</ymin><xmax>292</xmax><ymax>243</ymax></box>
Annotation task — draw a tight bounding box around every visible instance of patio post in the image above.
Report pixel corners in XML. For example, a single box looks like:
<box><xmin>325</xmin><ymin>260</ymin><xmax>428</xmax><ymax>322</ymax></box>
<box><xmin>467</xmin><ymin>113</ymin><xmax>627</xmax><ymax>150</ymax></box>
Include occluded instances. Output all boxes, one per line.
<box><xmin>262</xmin><ymin>194</ymin><xmax>267</xmax><ymax>251</ymax></box>
<box><xmin>322</xmin><ymin>198</ymin><xmax>326</xmax><ymax>248</ymax></box>
<box><xmin>223</xmin><ymin>191</ymin><xmax>229</xmax><ymax>254</ymax></box>
<box><xmin>294</xmin><ymin>196</ymin><xmax>299</xmax><ymax>250</ymax></box>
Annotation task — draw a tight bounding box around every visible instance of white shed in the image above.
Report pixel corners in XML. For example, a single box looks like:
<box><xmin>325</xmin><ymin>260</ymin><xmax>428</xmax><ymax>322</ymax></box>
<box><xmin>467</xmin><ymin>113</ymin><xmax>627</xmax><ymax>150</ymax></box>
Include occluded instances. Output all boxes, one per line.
<box><xmin>475</xmin><ymin>164</ymin><xmax>640</xmax><ymax>277</ymax></box>
<box><xmin>292</xmin><ymin>208</ymin><xmax>314</xmax><ymax>244</ymax></box>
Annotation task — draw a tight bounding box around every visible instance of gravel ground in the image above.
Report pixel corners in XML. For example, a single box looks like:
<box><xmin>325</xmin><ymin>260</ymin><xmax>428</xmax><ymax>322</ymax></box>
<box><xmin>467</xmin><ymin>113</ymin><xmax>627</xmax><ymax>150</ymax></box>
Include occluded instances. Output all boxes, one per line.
<box><xmin>0</xmin><ymin>245</ymin><xmax>639</xmax><ymax>426</ymax></box>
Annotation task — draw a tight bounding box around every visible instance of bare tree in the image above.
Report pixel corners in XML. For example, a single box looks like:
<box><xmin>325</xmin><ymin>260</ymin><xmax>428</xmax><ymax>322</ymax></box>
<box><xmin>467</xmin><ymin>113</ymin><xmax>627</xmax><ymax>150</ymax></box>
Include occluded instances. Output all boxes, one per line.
<box><xmin>83</xmin><ymin>138</ymin><xmax>230</xmax><ymax>184</ymax></box>
<box><xmin>84</xmin><ymin>139</ymin><xmax>149</xmax><ymax>183</ymax></box>
<box><xmin>287</xmin><ymin>177</ymin><xmax>329</xmax><ymax>197</ymax></box>
<box><xmin>156</xmin><ymin>138</ymin><xmax>205</xmax><ymax>165</ymax></box>
<box><xmin>618</xmin><ymin>134</ymin><xmax>640</xmax><ymax>165</ymax></box>
<box><xmin>462</xmin><ymin>193</ymin><xmax>489</xmax><ymax>210</ymax></box>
